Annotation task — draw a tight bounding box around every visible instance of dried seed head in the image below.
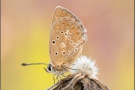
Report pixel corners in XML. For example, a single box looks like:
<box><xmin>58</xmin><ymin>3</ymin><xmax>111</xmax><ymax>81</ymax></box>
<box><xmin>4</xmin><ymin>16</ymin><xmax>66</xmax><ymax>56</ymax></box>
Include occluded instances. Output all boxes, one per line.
<box><xmin>70</xmin><ymin>56</ymin><xmax>99</xmax><ymax>79</ymax></box>
<box><xmin>48</xmin><ymin>73</ymin><xmax>110</xmax><ymax>90</ymax></box>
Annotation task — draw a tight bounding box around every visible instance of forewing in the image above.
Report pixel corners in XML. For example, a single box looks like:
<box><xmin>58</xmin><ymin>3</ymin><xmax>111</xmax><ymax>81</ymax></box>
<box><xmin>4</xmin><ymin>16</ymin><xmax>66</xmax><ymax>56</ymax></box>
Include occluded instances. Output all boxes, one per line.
<box><xmin>49</xmin><ymin>6</ymin><xmax>87</xmax><ymax>67</ymax></box>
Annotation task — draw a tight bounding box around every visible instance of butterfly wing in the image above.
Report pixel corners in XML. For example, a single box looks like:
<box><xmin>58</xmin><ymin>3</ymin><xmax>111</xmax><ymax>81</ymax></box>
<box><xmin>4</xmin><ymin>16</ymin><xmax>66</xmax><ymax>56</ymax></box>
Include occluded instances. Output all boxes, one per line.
<box><xmin>49</xmin><ymin>6</ymin><xmax>87</xmax><ymax>67</ymax></box>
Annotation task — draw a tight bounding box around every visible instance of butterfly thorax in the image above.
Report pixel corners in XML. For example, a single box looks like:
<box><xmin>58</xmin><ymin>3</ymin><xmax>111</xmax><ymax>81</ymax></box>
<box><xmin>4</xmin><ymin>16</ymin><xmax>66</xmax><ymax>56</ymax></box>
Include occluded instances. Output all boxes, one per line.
<box><xmin>54</xmin><ymin>66</ymin><xmax>68</xmax><ymax>74</ymax></box>
<box><xmin>47</xmin><ymin>64</ymin><xmax>69</xmax><ymax>74</ymax></box>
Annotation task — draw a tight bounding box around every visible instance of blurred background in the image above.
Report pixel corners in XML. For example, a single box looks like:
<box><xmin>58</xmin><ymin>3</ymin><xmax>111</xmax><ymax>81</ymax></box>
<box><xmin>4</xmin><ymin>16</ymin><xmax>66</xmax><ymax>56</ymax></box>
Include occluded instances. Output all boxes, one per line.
<box><xmin>2</xmin><ymin>0</ymin><xmax>134</xmax><ymax>90</ymax></box>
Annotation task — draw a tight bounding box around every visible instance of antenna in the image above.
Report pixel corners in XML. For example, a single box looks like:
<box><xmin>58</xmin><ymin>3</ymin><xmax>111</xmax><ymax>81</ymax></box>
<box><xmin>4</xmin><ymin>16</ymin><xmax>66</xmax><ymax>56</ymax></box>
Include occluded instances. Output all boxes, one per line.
<box><xmin>22</xmin><ymin>63</ymin><xmax>48</xmax><ymax>66</ymax></box>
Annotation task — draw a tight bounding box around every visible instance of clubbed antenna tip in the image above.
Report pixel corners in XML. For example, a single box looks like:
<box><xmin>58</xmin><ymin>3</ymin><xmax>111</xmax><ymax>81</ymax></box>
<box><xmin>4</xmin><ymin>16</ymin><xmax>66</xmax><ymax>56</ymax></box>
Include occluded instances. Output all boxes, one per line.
<box><xmin>22</xmin><ymin>63</ymin><xmax>28</xmax><ymax>66</ymax></box>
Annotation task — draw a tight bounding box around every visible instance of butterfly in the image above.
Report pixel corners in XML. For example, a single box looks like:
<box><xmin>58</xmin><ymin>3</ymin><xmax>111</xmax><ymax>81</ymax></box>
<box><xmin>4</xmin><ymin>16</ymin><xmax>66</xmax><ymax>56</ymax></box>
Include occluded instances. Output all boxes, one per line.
<box><xmin>46</xmin><ymin>6</ymin><xmax>87</xmax><ymax>74</ymax></box>
<box><xmin>22</xmin><ymin>6</ymin><xmax>87</xmax><ymax>76</ymax></box>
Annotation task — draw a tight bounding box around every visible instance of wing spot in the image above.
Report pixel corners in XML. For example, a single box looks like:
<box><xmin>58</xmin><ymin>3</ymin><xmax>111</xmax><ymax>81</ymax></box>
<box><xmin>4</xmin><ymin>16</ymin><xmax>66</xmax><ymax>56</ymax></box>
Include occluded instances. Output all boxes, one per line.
<box><xmin>74</xmin><ymin>48</ymin><xmax>78</xmax><ymax>52</ymax></box>
<box><xmin>65</xmin><ymin>32</ymin><xmax>68</xmax><ymax>36</ymax></box>
<box><xmin>70</xmin><ymin>40</ymin><xmax>73</xmax><ymax>44</ymax></box>
<box><xmin>68</xmin><ymin>36</ymin><xmax>71</xmax><ymax>40</ymax></box>
<box><xmin>60</xmin><ymin>30</ymin><xmax>64</xmax><ymax>34</ymax></box>
<box><xmin>80</xmin><ymin>41</ymin><xmax>83</xmax><ymax>45</ymax></box>
<box><xmin>67</xmin><ymin>51</ymin><xmax>71</xmax><ymax>55</ymax></box>
<box><xmin>56</xmin><ymin>35</ymin><xmax>60</xmax><ymax>40</ymax></box>
<box><xmin>52</xmin><ymin>40</ymin><xmax>56</xmax><ymax>45</ymax></box>
<box><xmin>54</xmin><ymin>52</ymin><xmax>58</xmax><ymax>55</ymax></box>
<box><xmin>62</xmin><ymin>50</ymin><xmax>66</xmax><ymax>55</ymax></box>
<box><xmin>79</xmin><ymin>40</ymin><xmax>85</xmax><ymax>45</ymax></box>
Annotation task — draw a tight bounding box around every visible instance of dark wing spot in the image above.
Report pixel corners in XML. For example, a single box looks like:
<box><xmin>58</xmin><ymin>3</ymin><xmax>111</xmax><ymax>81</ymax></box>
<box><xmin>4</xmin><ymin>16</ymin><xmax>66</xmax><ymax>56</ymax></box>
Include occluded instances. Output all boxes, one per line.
<box><xmin>74</xmin><ymin>48</ymin><xmax>78</xmax><ymax>52</ymax></box>
<box><xmin>70</xmin><ymin>40</ymin><xmax>73</xmax><ymax>44</ymax></box>
<box><xmin>56</xmin><ymin>36</ymin><xmax>60</xmax><ymax>40</ymax></box>
<box><xmin>68</xmin><ymin>36</ymin><xmax>71</xmax><ymax>40</ymax></box>
<box><xmin>60</xmin><ymin>30</ymin><xmax>64</xmax><ymax>34</ymax></box>
<box><xmin>52</xmin><ymin>40</ymin><xmax>56</xmax><ymax>45</ymax></box>
<box><xmin>54</xmin><ymin>52</ymin><xmax>58</xmax><ymax>55</ymax></box>
<box><xmin>65</xmin><ymin>32</ymin><xmax>68</xmax><ymax>36</ymax></box>
<box><xmin>62</xmin><ymin>50</ymin><xmax>66</xmax><ymax>55</ymax></box>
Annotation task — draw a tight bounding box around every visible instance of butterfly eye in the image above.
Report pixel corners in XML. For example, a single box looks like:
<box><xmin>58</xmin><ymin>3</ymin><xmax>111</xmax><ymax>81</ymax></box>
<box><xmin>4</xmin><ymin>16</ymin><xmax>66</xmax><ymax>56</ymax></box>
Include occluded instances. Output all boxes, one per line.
<box><xmin>47</xmin><ymin>64</ymin><xmax>52</xmax><ymax>71</ymax></box>
<box><xmin>54</xmin><ymin>52</ymin><xmax>58</xmax><ymax>55</ymax></box>
<box><xmin>52</xmin><ymin>40</ymin><xmax>56</xmax><ymax>45</ymax></box>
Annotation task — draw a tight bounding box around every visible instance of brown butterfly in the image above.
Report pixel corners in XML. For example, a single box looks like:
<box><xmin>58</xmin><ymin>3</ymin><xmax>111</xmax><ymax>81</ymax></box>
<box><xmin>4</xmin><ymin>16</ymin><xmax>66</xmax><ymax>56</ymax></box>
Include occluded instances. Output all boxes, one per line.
<box><xmin>22</xmin><ymin>6</ymin><xmax>87</xmax><ymax>75</ymax></box>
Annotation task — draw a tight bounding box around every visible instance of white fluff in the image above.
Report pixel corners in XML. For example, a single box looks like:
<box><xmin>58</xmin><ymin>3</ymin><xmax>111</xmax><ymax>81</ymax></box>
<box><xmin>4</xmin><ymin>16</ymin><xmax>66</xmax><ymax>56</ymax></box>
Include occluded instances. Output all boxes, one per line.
<box><xmin>70</xmin><ymin>56</ymin><xmax>99</xmax><ymax>79</ymax></box>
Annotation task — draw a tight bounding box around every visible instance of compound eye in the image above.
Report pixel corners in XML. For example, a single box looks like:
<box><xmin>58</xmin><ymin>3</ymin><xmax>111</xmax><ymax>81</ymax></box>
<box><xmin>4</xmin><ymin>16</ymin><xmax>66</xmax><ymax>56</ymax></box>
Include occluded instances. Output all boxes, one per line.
<box><xmin>47</xmin><ymin>64</ymin><xmax>52</xmax><ymax>71</ymax></box>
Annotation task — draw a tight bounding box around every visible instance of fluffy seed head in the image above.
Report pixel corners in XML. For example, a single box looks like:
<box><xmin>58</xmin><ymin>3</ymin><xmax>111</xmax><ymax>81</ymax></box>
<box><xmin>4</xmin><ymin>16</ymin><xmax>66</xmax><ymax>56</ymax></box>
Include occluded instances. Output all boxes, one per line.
<box><xmin>70</xmin><ymin>56</ymin><xmax>99</xmax><ymax>79</ymax></box>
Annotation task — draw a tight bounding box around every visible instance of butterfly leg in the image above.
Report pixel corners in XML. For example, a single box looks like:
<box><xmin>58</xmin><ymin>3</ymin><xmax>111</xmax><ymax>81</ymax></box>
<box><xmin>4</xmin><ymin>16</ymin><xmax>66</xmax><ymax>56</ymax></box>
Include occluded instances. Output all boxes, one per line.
<box><xmin>59</xmin><ymin>75</ymin><xmax>61</xmax><ymax>80</ymax></box>
<box><xmin>56</xmin><ymin>74</ymin><xmax>60</xmax><ymax>82</ymax></box>
<box><xmin>53</xmin><ymin>74</ymin><xmax>56</xmax><ymax>84</ymax></box>
<box><xmin>61</xmin><ymin>73</ymin><xmax>65</xmax><ymax>77</ymax></box>
<box><xmin>61</xmin><ymin>64</ymin><xmax>68</xmax><ymax>71</ymax></box>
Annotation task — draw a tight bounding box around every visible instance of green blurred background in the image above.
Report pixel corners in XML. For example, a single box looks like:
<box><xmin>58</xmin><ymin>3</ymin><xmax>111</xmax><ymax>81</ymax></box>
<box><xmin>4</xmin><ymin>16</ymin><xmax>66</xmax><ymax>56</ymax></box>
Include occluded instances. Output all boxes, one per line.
<box><xmin>2</xmin><ymin>0</ymin><xmax>134</xmax><ymax>90</ymax></box>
